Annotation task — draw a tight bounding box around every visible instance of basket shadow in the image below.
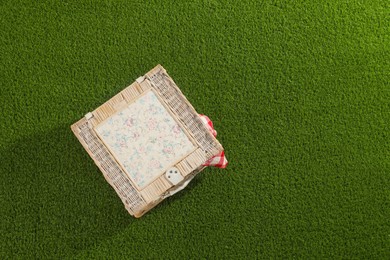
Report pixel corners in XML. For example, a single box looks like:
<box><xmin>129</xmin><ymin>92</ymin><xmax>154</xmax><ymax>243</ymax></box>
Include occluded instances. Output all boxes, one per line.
<box><xmin>1</xmin><ymin>125</ymin><xmax>134</xmax><ymax>258</ymax></box>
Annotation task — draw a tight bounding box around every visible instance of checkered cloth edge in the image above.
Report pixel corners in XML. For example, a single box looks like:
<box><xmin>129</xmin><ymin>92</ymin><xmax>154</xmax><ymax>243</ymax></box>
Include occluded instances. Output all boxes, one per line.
<box><xmin>199</xmin><ymin>114</ymin><xmax>228</xmax><ymax>169</ymax></box>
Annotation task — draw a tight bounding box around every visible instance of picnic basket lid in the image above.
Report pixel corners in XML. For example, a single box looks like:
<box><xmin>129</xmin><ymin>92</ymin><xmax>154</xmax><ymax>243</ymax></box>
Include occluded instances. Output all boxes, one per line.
<box><xmin>71</xmin><ymin>65</ymin><xmax>224</xmax><ymax>217</ymax></box>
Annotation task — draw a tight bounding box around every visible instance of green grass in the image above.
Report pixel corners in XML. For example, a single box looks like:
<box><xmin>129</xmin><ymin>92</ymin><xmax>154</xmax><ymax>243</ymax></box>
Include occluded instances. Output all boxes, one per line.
<box><xmin>1</xmin><ymin>0</ymin><xmax>389</xmax><ymax>258</ymax></box>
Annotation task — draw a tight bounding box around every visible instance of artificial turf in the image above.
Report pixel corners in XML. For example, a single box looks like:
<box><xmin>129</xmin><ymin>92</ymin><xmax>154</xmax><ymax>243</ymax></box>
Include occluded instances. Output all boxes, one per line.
<box><xmin>1</xmin><ymin>0</ymin><xmax>389</xmax><ymax>258</ymax></box>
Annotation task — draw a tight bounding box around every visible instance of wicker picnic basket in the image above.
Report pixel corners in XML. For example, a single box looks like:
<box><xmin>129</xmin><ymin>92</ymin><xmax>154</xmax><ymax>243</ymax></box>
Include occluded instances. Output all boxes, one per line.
<box><xmin>71</xmin><ymin>65</ymin><xmax>224</xmax><ymax>217</ymax></box>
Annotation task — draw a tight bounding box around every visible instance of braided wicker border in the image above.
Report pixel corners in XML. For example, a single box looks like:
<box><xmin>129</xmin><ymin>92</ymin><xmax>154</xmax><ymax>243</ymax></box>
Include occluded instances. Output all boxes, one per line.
<box><xmin>71</xmin><ymin>65</ymin><xmax>223</xmax><ymax>217</ymax></box>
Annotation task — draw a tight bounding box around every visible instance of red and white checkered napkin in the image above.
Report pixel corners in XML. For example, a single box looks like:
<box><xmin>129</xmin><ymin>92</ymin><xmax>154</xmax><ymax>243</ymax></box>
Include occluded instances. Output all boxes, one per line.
<box><xmin>199</xmin><ymin>114</ymin><xmax>228</xmax><ymax>169</ymax></box>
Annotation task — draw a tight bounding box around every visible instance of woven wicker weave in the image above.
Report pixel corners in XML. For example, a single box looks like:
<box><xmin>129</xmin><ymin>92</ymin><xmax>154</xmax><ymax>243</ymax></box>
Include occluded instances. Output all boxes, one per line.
<box><xmin>71</xmin><ymin>65</ymin><xmax>223</xmax><ymax>217</ymax></box>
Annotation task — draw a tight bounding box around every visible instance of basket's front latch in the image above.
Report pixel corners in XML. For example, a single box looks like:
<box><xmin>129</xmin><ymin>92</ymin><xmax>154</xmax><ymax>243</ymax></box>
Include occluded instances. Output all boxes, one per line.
<box><xmin>162</xmin><ymin>168</ymin><xmax>195</xmax><ymax>198</ymax></box>
<box><xmin>165</xmin><ymin>167</ymin><xmax>183</xmax><ymax>185</ymax></box>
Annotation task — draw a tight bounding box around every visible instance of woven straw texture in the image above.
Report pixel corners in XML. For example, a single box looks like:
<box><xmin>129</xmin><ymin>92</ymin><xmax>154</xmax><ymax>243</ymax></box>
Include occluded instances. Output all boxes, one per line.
<box><xmin>71</xmin><ymin>65</ymin><xmax>223</xmax><ymax>217</ymax></box>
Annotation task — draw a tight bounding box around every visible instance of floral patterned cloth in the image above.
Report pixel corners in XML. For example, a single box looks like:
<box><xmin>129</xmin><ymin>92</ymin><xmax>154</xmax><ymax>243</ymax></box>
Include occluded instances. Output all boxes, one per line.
<box><xmin>95</xmin><ymin>91</ymin><xmax>195</xmax><ymax>189</ymax></box>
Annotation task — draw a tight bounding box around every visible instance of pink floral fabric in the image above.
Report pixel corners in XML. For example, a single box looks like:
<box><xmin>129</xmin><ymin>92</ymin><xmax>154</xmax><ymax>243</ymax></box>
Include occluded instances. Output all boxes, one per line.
<box><xmin>94</xmin><ymin>91</ymin><xmax>195</xmax><ymax>189</ymax></box>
